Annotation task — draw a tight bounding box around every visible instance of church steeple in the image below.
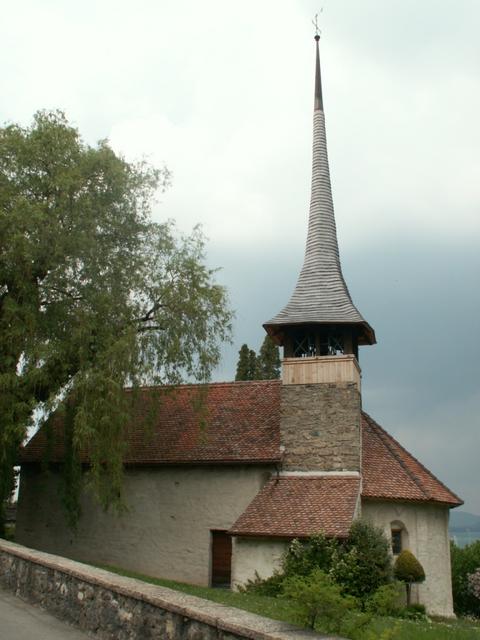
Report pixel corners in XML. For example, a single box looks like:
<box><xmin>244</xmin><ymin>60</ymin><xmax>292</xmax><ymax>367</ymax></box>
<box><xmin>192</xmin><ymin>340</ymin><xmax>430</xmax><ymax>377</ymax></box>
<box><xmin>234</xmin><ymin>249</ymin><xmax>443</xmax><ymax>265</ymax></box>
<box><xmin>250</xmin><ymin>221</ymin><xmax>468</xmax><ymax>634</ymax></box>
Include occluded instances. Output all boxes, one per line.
<box><xmin>264</xmin><ymin>34</ymin><xmax>375</xmax><ymax>359</ymax></box>
<box><xmin>314</xmin><ymin>34</ymin><xmax>323</xmax><ymax>112</ymax></box>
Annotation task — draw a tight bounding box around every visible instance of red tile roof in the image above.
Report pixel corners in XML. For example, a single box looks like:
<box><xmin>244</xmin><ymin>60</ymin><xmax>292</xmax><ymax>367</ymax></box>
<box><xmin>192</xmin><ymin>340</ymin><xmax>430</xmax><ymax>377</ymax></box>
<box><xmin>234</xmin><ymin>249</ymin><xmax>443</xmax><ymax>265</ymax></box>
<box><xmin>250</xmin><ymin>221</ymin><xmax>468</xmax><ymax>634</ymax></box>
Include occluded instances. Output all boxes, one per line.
<box><xmin>21</xmin><ymin>380</ymin><xmax>462</xmax><ymax>507</ymax></box>
<box><xmin>361</xmin><ymin>412</ymin><xmax>462</xmax><ymax>507</ymax></box>
<box><xmin>230</xmin><ymin>476</ymin><xmax>360</xmax><ymax>538</ymax></box>
<box><xmin>21</xmin><ymin>381</ymin><xmax>282</xmax><ymax>465</ymax></box>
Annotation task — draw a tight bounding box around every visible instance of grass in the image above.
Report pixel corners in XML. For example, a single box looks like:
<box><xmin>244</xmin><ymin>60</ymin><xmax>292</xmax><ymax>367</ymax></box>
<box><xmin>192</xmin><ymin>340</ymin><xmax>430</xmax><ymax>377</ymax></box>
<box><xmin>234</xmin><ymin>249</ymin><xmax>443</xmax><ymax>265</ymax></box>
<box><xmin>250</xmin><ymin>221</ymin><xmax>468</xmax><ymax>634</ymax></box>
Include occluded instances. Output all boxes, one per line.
<box><xmin>97</xmin><ymin>564</ymin><xmax>480</xmax><ymax>640</ymax></box>
<box><xmin>374</xmin><ymin>616</ymin><xmax>480</xmax><ymax>640</ymax></box>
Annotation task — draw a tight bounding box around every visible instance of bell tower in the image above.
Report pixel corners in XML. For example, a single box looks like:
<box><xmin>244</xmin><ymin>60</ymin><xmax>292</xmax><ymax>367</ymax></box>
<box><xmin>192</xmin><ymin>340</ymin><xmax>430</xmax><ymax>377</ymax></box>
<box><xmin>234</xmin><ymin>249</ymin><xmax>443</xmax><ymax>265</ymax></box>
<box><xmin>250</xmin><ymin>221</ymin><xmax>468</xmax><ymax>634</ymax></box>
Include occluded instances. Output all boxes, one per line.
<box><xmin>264</xmin><ymin>34</ymin><xmax>376</xmax><ymax>472</ymax></box>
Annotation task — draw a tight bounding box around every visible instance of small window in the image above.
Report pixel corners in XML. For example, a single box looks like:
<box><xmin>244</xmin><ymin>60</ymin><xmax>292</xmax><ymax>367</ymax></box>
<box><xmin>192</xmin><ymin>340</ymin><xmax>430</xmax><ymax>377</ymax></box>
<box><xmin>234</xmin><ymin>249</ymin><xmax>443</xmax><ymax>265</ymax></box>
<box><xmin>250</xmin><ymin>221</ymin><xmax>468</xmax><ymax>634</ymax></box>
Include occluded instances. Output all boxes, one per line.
<box><xmin>391</xmin><ymin>528</ymin><xmax>402</xmax><ymax>555</ymax></box>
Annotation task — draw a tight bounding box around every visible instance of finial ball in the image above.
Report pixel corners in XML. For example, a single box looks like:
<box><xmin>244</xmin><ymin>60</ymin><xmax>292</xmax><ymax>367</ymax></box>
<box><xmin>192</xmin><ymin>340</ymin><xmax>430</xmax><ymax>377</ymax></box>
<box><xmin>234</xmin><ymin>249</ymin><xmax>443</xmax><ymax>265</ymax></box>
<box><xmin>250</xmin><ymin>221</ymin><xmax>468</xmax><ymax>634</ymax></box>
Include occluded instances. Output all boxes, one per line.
<box><xmin>314</xmin><ymin>34</ymin><xmax>320</xmax><ymax>42</ymax></box>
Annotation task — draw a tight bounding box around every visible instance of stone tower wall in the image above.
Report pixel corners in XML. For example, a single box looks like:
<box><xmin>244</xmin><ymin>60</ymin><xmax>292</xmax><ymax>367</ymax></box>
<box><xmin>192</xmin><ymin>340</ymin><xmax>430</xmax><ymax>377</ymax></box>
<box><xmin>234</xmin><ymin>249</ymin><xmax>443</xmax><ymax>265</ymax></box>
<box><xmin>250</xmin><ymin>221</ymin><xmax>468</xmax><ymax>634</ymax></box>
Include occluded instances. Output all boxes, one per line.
<box><xmin>280</xmin><ymin>382</ymin><xmax>361</xmax><ymax>471</ymax></box>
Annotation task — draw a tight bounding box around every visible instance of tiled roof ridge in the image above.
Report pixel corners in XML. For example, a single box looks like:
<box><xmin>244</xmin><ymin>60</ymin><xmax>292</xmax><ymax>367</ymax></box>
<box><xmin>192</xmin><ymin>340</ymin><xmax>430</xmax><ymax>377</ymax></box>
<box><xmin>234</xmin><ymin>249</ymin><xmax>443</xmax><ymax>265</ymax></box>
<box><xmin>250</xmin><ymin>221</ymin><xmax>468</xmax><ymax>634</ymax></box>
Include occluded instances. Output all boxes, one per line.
<box><xmin>362</xmin><ymin>411</ymin><xmax>463</xmax><ymax>506</ymax></box>
<box><xmin>125</xmin><ymin>379</ymin><xmax>282</xmax><ymax>393</ymax></box>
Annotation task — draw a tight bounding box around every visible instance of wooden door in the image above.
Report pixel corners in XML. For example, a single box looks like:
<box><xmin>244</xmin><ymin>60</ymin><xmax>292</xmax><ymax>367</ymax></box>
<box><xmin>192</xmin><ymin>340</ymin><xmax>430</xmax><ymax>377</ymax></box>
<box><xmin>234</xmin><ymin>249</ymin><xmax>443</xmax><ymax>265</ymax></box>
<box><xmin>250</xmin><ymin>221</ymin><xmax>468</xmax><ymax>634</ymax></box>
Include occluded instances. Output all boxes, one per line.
<box><xmin>211</xmin><ymin>530</ymin><xmax>232</xmax><ymax>588</ymax></box>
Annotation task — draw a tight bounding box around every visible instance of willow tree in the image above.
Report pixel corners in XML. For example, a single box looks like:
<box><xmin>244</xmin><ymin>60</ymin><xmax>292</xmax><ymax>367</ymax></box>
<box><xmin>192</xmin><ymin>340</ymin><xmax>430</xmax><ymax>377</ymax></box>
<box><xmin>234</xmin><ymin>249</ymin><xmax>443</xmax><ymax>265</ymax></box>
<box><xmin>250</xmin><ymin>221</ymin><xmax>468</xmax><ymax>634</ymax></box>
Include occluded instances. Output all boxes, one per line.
<box><xmin>0</xmin><ymin>111</ymin><xmax>232</xmax><ymax>529</ymax></box>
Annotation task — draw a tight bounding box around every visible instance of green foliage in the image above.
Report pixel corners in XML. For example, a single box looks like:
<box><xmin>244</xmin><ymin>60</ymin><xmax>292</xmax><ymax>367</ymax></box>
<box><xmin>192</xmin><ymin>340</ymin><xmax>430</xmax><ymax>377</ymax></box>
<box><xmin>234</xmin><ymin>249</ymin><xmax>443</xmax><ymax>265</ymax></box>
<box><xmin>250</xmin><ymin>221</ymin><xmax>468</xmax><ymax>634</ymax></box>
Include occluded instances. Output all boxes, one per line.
<box><xmin>283</xmin><ymin>533</ymin><xmax>337</xmax><ymax>578</ymax></box>
<box><xmin>248</xmin><ymin>348</ymin><xmax>259</xmax><ymax>379</ymax></box>
<box><xmin>0</xmin><ymin>110</ymin><xmax>233</xmax><ymax>525</ymax></box>
<box><xmin>451</xmin><ymin>540</ymin><xmax>480</xmax><ymax>616</ymax></box>
<box><xmin>282</xmin><ymin>568</ymin><xmax>356</xmax><ymax>630</ymax></box>
<box><xmin>331</xmin><ymin>520</ymin><xmax>393</xmax><ymax>602</ymax></box>
<box><xmin>257</xmin><ymin>336</ymin><xmax>280</xmax><ymax>379</ymax></box>
<box><xmin>394</xmin><ymin>550</ymin><xmax>425</xmax><ymax>607</ymax></box>
<box><xmin>240</xmin><ymin>571</ymin><xmax>285</xmax><ymax>597</ymax></box>
<box><xmin>365</xmin><ymin>582</ymin><xmax>405</xmax><ymax>617</ymax></box>
<box><xmin>244</xmin><ymin>523</ymin><xmax>393</xmax><ymax>608</ymax></box>
<box><xmin>281</xmin><ymin>569</ymin><xmax>401</xmax><ymax>639</ymax></box>
<box><xmin>235</xmin><ymin>344</ymin><xmax>256</xmax><ymax>380</ymax></box>
<box><xmin>468</xmin><ymin>568</ymin><xmax>480</xmax><ymax>601</ymax></box>
<box><xmin>242</xmin><ymin>534</ymin><xmax>336</xmax><ymax>595</ymax></box>
<box><xmin>339</xmin><ymin>613</ymin><xmax>400</xmax><ymax>640</ymax></box>
<box><xmin>399</xmin><ymin>604</ymin><xmax>427</xmax><ymax>621</ymax></box>
<box><xmin>234</xmin><ymin>336</ymin><xmax>280</xmax><ymax>381</ymax></box>
<box><xmin>394</xmin><ymin>550</ymin><xmax>426</xmax><ymax>585</ymax></box>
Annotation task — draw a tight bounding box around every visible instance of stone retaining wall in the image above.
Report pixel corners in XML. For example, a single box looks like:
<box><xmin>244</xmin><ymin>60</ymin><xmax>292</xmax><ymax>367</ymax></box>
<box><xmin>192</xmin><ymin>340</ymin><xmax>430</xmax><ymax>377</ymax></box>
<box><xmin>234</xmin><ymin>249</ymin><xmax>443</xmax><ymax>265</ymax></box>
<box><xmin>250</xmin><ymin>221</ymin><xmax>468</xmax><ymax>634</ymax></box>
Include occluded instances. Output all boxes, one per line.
<box><xmin>0</xmin><ymin>539</ymin><xmax>341</xmax><ymax>640</ymax></box>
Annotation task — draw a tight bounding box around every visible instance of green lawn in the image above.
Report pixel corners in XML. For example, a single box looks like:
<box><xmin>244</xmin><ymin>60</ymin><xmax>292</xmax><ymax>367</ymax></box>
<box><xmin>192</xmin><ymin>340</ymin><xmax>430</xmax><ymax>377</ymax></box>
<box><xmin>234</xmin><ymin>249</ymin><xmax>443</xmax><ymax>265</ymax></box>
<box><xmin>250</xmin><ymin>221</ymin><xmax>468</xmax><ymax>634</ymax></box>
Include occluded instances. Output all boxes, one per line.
<box><xmin>99</xmin><ymin>565</ymin><xmax>480</xmax><ymax>640</ymax></box>
<box><xmin>367</xmin><ymin>616</ymin><xmax>480</xmax><ymax>640</ymax></box>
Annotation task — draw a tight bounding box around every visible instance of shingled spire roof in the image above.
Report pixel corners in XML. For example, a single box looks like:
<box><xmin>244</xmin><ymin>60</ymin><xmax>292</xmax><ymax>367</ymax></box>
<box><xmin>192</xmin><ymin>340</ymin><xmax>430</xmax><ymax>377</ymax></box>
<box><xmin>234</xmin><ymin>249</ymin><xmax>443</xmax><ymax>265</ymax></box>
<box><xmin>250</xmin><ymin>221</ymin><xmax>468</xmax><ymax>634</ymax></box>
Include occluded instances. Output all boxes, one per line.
<box><xmin>264</xmin><ymin>36</ymin><xmax>375</xmax><ymax>346</ymax></box>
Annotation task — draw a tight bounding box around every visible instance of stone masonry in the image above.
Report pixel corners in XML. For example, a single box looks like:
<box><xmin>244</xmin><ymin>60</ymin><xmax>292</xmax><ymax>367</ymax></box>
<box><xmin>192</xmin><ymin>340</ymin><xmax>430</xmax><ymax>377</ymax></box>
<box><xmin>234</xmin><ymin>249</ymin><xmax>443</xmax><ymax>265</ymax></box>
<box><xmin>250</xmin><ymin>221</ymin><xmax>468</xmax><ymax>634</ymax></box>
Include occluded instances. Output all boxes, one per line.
<box><xmin>280</xmin><ymin>382</ymin><xmax>361</xmax><ymax>471</ymax></box>
<box><xmin>0</xmin><ymin>539</ymin><xmax>342</xmax><ymax>640</ymax></box>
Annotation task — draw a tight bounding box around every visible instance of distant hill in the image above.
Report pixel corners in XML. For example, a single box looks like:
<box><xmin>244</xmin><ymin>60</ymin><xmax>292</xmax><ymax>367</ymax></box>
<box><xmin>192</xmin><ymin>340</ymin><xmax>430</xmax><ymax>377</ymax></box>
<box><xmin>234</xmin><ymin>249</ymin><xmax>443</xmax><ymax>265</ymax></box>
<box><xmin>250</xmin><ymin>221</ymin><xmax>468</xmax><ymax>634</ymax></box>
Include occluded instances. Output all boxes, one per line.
<box><xmin>450</xmin><ymin>511</ymin><xmax>480</xmax><ymax>532</ymax></box>
<box><xmin>449</xmin><ymin>511</ymin><xmax>480</xmax><ymax>547</ymax></box>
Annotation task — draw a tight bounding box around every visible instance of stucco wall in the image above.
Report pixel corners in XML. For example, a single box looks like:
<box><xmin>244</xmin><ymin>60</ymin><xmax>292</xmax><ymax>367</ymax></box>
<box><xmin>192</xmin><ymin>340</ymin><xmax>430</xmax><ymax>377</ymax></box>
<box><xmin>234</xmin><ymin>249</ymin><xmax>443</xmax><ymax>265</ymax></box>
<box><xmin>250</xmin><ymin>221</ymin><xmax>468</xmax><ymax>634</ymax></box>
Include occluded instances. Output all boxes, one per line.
<box><xmin>16</xmin><ymin>464</ymin><xmax>273</xmax><ymax>587</ymax></box>
<box><xmin>280</xmin><ymin>382</ymin><xmax>361</xmax><ymax>472</ymax></box>
<box><xmin>362</xmin><ymin>500</ymin><xmax>454</xmax><ymax>617</ymax></box>
<box><xmin>231</xmin><ymin>537</ymin><xmax>288</xmax><ymax>590</ymax></box>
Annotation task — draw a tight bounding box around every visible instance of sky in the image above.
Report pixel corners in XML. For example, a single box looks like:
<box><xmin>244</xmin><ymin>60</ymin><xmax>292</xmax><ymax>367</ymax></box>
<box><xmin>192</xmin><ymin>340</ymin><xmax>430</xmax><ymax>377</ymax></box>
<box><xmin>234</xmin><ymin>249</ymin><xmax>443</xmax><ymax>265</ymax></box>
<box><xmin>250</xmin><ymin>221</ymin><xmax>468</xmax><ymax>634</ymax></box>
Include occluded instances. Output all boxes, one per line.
<box><xmin>2</xmin><ymin>0</ymin><xmax>479</xmax><ymax>513</ymax></box>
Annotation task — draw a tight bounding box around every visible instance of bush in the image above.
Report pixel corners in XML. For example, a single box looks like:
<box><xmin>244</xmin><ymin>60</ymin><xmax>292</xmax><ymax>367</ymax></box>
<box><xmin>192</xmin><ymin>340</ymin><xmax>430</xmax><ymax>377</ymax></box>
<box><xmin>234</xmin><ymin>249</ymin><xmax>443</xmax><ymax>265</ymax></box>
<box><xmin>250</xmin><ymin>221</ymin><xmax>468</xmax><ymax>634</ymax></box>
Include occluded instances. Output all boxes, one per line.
<box><xmin>399</xmin><ymin>603</ymin><xmax>427</xmax><ymax>620</ymax></box>
<box><xmin>451</xmin><ymin>540</ymin><xmax>480</xmax><ymax>616</ymax></box>
<box><xmin>283</xmin><ymin>533</ymin><xmax>337</xmax><ymax>577</ymax></box>
<box><xmin>331</xmin><ymin>520</ymin><xmax>393</xmax><ymax>603</ymax></box>
<box><xmin>281</xmin><ymin>568</ymin><xmax>356</xmax><ymax>631</ymax></box>
<box><xmin>394</xmin><ymin>550</ymin><xmax>425</xmax><ymax>606</ymax></box>
<box><xmin>243</xmin><ymin>522</ymin><xmax>393</xmax><ymax>608</ymax></box>
<box><xmin>468</xmin><ymin>568</ymin><xmax>480</xmax><ymax>601</ymax></box>
<box><xmin>394</xmin><ymin>550</ymin><xmax>425</xmax><ymax>584</ymax></box>
<box><xmin>365</xmin><ymin>582</ymin><xmax>404</xmax><ymax>617</ymax></box>
<box><xmin>243</xmin><ymin>533</ymin><xmax>337</xmax><ymax>596</ymax></box>
<box><xmin>240</xmin><ymin>571</ymin><xmax>285</xmax><ymax>596</ymax></box>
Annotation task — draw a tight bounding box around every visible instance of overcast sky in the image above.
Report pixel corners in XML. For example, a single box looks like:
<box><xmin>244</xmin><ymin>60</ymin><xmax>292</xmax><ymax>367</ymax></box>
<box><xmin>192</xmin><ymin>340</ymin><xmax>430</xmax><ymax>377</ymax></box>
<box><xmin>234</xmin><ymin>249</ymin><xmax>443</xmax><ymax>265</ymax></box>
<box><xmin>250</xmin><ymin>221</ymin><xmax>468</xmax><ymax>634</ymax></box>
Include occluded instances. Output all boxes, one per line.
<box><xmin>2</xmin><ymin>0</ymin><xmax>479</xmax><ymax>514</ymax></box>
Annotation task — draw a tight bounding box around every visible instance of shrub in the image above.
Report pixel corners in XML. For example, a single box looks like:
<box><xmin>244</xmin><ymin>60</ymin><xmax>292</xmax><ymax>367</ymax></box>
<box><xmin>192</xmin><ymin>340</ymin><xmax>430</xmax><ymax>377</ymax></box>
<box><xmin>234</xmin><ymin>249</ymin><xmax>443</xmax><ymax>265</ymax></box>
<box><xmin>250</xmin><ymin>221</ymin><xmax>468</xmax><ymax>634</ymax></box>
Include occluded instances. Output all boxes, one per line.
<box><xmin>451</xmin><ymin>540</ymin><xmax>480</xmax><ymax>616</ymax></box>
<box><xmin>399</xmin><ymin>603</ymin><xmax>427</xmax><ymax>620</ymax></box>
<box><xmin>240</xmin><ymin>570</ymin><xmax>285</xmax><ymax>596</ymax></box>
<box><xmin>281</xmin><ymin>568</ymin><xmax>355</xmax><ymax>631</ymax></box>
<box><xmin>283</xmin><ymin>533</ymin><xmax>337</xmax><ymax>577</ymax></box>
<box><xmin>394</xmin><ymin>550</ymin><xmax>425</xmax><ymax>606</ymax></box>
<box><xmin>243</xmin><ymin>522</ymin><xmax>393</xmax><ymax>607</ymax></box>
<box><xmin>331</xmin><ymin>520</ymin><xmax>393</xmax><ymax>603</ymax></box>
<box><xmin>365</xmin><ymin>582</ymin><xmax>404</xmax><ymax>617</ymax></box>
<box><xmin>468</xmin><ymin>568</ymin><xmax>480</xmax><ymax>600</ymax></box>
<box><xmin>243</xmin><ymin>533</ymin><xmax>337</xmax><ymax>596</ymax></box>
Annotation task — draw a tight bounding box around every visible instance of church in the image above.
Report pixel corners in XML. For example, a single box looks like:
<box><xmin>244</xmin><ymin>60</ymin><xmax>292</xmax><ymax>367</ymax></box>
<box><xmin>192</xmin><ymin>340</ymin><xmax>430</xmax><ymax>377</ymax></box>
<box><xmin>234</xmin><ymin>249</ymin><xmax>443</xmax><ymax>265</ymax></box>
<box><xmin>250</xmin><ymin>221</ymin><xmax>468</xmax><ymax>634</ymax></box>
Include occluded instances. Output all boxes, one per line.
<box><xmin>16</xmin><ymin>35</ymin><xmax>461</xmax><ymax>617</ymax></box>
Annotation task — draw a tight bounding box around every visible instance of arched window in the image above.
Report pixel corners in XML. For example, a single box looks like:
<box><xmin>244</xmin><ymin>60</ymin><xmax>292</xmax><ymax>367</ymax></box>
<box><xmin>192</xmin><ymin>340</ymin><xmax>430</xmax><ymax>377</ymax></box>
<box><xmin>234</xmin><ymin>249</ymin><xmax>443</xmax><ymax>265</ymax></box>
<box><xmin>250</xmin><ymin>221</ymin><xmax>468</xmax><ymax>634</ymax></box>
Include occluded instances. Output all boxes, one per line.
<box><xmin>390</xmin><ymin>521</ymin><xmax>408</xmax><ymax>555</ymax></box>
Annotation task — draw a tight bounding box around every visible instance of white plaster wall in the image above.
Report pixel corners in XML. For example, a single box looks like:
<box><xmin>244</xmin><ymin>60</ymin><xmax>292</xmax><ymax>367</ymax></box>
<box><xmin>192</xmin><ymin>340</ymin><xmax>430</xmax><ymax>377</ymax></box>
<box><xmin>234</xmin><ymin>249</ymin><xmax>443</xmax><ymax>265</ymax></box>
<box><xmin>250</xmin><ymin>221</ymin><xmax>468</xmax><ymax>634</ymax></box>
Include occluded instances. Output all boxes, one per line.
<box><xmin>231</xmin><ymin>537</ymin><xmax>287</xmax><ymax>590</ymax></box>
<box><xmin>16</xmin><ymin>465</ymin><xmax>273</xmax><ymax>587</ymax></box>
<box><xmin>362</xmin><ymin>500</ymin><xmax>454</xmax><ymax>617</ymax></box>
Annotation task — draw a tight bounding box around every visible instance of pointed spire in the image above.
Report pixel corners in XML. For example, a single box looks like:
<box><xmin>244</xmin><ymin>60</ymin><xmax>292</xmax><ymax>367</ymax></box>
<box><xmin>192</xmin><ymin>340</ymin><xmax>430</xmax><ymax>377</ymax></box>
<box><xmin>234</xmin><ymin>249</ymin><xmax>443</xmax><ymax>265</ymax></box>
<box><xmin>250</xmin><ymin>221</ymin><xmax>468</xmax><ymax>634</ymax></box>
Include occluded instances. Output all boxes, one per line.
<box><xmin>264</xmin><ymin>35</ymin><xmax>375</xmax><ymax>348</ymax></box>
<box><xmin>314</xmin><ymin>35</ymin><xmax>323</xmax><ymax>112</ymax></box>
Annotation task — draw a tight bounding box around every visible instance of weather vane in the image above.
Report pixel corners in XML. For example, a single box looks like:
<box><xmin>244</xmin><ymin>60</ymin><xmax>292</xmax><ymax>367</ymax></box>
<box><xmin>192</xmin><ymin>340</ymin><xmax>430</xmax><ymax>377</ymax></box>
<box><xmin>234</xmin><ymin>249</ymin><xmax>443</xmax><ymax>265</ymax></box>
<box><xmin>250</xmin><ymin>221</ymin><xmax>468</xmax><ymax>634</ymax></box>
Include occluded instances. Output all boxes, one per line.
<box><xmin>312</xmin><ymin>9</ymin><xmax>323</xmax><ymax>38</ymax></box>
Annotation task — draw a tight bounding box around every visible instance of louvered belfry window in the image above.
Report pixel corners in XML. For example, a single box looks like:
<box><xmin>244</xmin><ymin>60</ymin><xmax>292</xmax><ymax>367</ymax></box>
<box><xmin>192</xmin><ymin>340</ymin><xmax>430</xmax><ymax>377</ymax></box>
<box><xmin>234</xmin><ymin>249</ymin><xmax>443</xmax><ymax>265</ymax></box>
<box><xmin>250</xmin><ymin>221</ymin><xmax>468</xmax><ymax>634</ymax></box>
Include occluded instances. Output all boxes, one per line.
<box><xmin>293</xmin><ymin>333</ymin><xmax>317</xmax><ymax>357</ymax></box>
<box><xmin>292</xmin><ymin>329</ymin><xmax>345</xmax><ymax>358</ymax></box>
